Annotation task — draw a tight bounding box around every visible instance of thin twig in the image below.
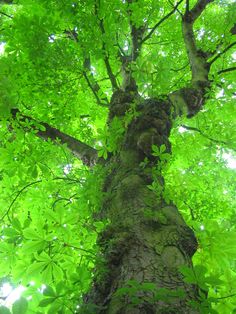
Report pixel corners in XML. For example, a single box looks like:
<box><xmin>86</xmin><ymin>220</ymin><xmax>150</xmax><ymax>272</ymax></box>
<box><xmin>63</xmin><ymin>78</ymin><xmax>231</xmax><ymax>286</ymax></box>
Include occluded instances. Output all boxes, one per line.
<box><xmin>209</xmin><ymin>42</ymin><xmax>236</xmax><ymax>65</ymax></box>
<box><xmin>0</xmin><ymin>11</ymin><xmax>13</xmax><ymax>19</ymax></box>
<box><xmin>83</xmin><ymin>71</ymin><xmax>108</xmax><ymax>107</ymax></box>
<box><xmin>141</xmin><ymin>0</ymin><xmax>184</xmax><ymax>44</ymax></box>
<box><xmin>52</xmin><ymin>193</ymin><xmax>77</xmax><ymax>210</ymax></box>
<box><xmin>63</xmin><ymin>243</ymin><xmax>97</xmax><ymax>257</ymax></box>
<box><xmin>216</xmin><ymin>293</ymin><xmax>236</xmax><ymax>300</ymax></box>
<box><xmin>183</xmin><ymin>201</ymin><xmax>195</xmax><ymax>220</ymax></box>
<box><xmin>95</xmin><ymin>2</ymin><xmax>118</xmax><ymax>90</ymax></box>
<box><xmin>170</xmin><ymin>62</ymin><xmax>189</xmax><ymax>72</ymax></box>
<box><xmin>181</xmin><ymin>125</ymin><xmax>235</xmax><ymax>151</ymax></box>
<box><xmin>53</xmin><ymin>176</ymin><xmax>81</xmax><ymax>183</ymax></box>
<box><xmin>217</xmin><ymin>66</ymin><xmax>236</xmax><ymax>75</ymax></box>
<box><xmin>1</xmin><ymin>180</ymin><xmax>42</xmax><ymax>222</ymax></box>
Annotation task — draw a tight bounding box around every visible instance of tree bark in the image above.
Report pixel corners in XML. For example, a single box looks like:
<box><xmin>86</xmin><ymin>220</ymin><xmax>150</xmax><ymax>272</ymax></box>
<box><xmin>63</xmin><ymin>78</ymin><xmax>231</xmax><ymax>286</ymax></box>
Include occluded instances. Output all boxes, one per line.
<box><xmin>83</xmin><ymin>91</ymin><xmax>199</xmax><ymax>313</ymax></box>
<box><xmin>10</xmin><ymin>109</ymin><xmax>98</xmax><ymax>166</ymax></box>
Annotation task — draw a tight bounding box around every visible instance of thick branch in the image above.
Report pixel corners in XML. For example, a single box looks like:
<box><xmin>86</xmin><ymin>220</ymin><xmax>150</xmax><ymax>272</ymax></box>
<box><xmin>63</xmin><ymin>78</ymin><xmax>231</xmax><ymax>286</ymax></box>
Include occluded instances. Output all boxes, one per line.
<box><xmin>11</xmin><ymin>109</ymin><xmax>98</xmax><ymax>166</ymax></box>
<box><xmin>130</xmin><ymin>24</ymin><xmax>145</xmax><ymax>60</ymax></box>
<box><xmin>182</xmin><ymin>0</ymin><xmax>213</xmax><ymax>86</ymax></box>
<box><xmin>141</xmin><ymin>0</ymin><xmax>184</xmax><ymax>44</ymax></box>
<box><xmin>126</xmin><ymin>0</ymin><xmax>146</xmax><ymax>60</ymax></box>
<box><xmin>189</xmin><ymin>0</ymin><xmax>214</xmax><ymax>21</ymax></box>
<box><xmin>169</xmin><ymin>0</ymin><xmax>213</xmax><ymax>118</ymax></box>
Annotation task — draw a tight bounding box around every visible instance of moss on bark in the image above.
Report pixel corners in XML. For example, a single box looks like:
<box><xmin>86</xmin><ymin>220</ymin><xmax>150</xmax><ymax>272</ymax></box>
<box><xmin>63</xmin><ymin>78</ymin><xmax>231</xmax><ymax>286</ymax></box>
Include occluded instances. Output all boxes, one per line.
<box><xmin>83</xmin><ymin>91</ymin><xmax>199</xmax><ymax>313</ymax></box>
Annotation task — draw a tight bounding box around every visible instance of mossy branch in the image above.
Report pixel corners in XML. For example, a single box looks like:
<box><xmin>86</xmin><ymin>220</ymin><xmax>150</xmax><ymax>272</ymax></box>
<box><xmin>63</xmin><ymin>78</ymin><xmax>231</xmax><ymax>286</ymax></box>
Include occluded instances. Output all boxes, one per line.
<box><xmin>11</xmin><ymin>109</ymin><xmax>99</xmax><ymax>166</ymax></box>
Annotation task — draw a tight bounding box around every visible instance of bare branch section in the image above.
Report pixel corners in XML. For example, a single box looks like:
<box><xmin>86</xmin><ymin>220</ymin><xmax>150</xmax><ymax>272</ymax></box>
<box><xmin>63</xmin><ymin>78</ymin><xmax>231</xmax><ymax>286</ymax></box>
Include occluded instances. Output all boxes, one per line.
<box><xmin>127</xmin><ymin>0</ymin><xmax>145</xmax><ymax>60</ymax></box>
<box><xmin>63</xmin><ymin>30</ymin><xmax>109</xmax><ymax>107</ymax></box>
<box><xmin>95</xmin><ymin>2</ymin><xmax>118</xmax><ymax>90</ymax></box>
<box><xmin>11</xmin><ymin>109</ymin><xmax>98</xmax><ymax>167</ymax></box>
<box><xmin>182</xmin><ymin>0</ymin><xmax>213</xmax><ymax>86</ymax></box>
<box><xmin>118</xmin><ymin>0</ymin><xmax>146</xmax><ymax>92</ymax></box>
<box><xmin>169</xmin><ymin>0</ymin><xmax>214</xmax><ymax>118</ymax></box>
<box><xmin>82</xmin><ymin>56</ymin><xmax>109</xmax><ymax>107</ymax></box>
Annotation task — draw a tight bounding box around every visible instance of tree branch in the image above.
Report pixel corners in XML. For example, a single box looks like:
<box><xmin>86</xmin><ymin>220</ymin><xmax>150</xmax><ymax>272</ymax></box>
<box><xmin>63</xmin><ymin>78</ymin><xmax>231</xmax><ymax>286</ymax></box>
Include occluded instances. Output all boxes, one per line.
<box><xmin>0</xmin><ymin>0</ymin><xmax>13</xmax><ymax>4</ymax></box>
<box><xmin>182</xmin><ymin>0</ymin><xmax>213</xmax><ymax>86</ymax></box>
<box><xmin>181</xmin><ymin>124</ymin><xmax>236</xmax><ymax>151</ymax></box>
<box><xmin>209</xmin><ymin>41</ymin><xmax>236</xmax><ymax>65</ymax></box>
<box><xmin>63</xmin><ymin>31</ymin><xmax>109</xmax><ymax>107</ymax></box>
<box><xmin>216</xmin><ymin>293</ymin><xmax>236</xmax><ymax>300</ymax></box>
<box><xmin>168</xmin><ymin>0</ymin><xmax>213</xmax><ymax>118</ymax></box>
<box><xmin>141</xmin><ymin>0</ymin><xmax>184</xmax><ymax>44</ymax></box>
<box><xmin>0</xmin><ymin>180</ymin><xmax>42</xmax><ymax>222</ymax></box>
<box><xmin>126</xmin><ymin>0</ymin><xmax>146</xmax><ymax>60</ymax></box>
<box><xmin>183</xmin><ymin>200</ymin><xmax>195</xmax><ymax>220</ymax></box>
<box><xmin>217</xmin><ymin>66</ymin><xmax>236</xmax><ymax>75</ymax></box>
<box><xmin>189</xmin><ymin>0</ymin><xmax>213</xmax><ymax>21</ymax></box>
<box><xmin>0</xmin><ymin>11</ymin><xmax>13</xmax><ymax>19</ymax></box>
<box><xmin>82</xmin><ymin>70</ymin><xmax>108</xmax><ymax>107</ymax></box>
<box><xmin>170</xmin><ymin>62</ymin><xmax>189</xmax><ymax>72</ymax></box>
<box><xmin>185</xmin><ymin>0</ymin><xmax>190</xmax><ymax>12</ymax></box>
<box><xmin>95</xmin><ymin>3</ymin><xmax>118</xmax><ymax>90</ymax></box>
<box><xmin>11</xmin><ymin>109</ymin><xmax>99</xmax><ymax>166</ymax></box>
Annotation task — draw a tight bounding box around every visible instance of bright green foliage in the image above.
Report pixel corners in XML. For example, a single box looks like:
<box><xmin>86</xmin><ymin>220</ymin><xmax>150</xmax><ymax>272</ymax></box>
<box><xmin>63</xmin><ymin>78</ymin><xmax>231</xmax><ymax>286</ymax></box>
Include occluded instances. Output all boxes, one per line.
<box><xmin>0</xmin><ymin>0</ymin><xmax>235</xmax><ymax>313</ymax></box>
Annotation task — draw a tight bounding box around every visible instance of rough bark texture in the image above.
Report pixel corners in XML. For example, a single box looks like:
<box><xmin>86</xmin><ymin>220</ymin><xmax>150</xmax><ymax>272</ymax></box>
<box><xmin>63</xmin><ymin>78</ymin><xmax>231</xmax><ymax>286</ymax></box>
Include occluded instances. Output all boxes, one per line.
<box><xmin>83</xmin><ymin>91</ymin><xmax>199</xmax><ymax>313</ymax></box>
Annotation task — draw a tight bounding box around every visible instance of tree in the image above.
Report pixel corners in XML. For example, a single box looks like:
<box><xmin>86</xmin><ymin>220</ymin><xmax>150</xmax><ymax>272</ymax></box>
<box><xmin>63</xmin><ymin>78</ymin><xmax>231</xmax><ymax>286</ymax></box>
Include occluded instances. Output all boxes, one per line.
<box><xmin>0</xmin><ymin>0</ymin><xmax>235</xmax><ymax>313</ymax></box>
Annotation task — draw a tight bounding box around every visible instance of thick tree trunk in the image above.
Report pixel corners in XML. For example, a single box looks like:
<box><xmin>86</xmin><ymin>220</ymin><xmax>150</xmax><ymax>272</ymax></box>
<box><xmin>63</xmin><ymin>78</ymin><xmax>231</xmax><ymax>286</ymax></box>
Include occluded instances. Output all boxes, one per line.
<box><xmin>84</xmin><ymin>91</ymin><xmax>199</xmax><ymax>313</ymax></box>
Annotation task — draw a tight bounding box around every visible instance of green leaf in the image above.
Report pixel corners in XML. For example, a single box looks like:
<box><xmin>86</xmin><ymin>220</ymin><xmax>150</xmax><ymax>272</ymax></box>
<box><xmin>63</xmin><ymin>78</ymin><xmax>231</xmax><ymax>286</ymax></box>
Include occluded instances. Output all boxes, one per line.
<box><xmin>12</xmin><ymin>297</ymin><xmax>28</xmax><ymax>314</ymax></box>
<box><xmin>47</xmin><ymin>302</ymin><xmax>62</xmax><ymax>314</ymax></box>
<box><xmin>3</xmin><ymin>228</ymin><xmax>20</xmax><ymax>237</ymax></box>
<box><xmin>160</xmin><ymin>144</ymin><xmax>166</xmax><ymax>153</ymax></box>
<box><xmin>38</xmin><ymin>297</ymin><xmax>55</xmax><ymax>307</ymax></box>
<box><xmin>52</xmin><ymin>263</ymin><xmax>63</xmax><ymax>281</ymax></box>
<box><xmin>152</xmin><ymin>145</ymin><xmax>160</xmax><ymax>156</ymax></box>
<box><xmin>56</xmin><ymin>282</ymin><xmax>65</xmax><ymax>295</ymax></box>
<box><xmin>179</xmin><ymin>266</ymin><xmax>196</xmax><ymax>283</ymax></box>
<box><xmin>12</xmin><ymin>218</ymin><xmax>22</xmax><ymax>231</ymax></box>
<box><xmin>0</xmin><ymin>306</ymin><xmax>11</xmax><ymax>314</ymax></box>
<box><xmin>23</xmin><ymin>218</ymin><xmax>31</xmax><ymax>229</ymax></box>
<box><xmin>23</xmin><ymin>240</ymin><xmax>46</xmax><ymax>254</ymax></box>
<box><xmin>42</xmin><ymin>264</ymin><xmax>53</xmax><ymax>283</ymax></box>
<box><xmin>43</xmin><ymin>286</ymin><xmax>56</xmax><ymax>297</ymax></box>
<box><xmin>26</xmin><ymin>261</ymin><xmax>45</xmax><ymax>277</ymax></box>
<box><xmin>23</xmin><ymin>228</ymin><xmax>42</xmax><ymax>240</ymax></box>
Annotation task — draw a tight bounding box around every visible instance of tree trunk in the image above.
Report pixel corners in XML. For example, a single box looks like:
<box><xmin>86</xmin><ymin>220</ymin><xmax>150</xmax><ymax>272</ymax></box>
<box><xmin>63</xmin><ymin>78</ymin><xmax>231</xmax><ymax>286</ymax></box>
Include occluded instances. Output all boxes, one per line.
<box><xmin>84</xmin><ymin>91</ymin><xmax>199</xmax><ymax>313</ymax></box>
